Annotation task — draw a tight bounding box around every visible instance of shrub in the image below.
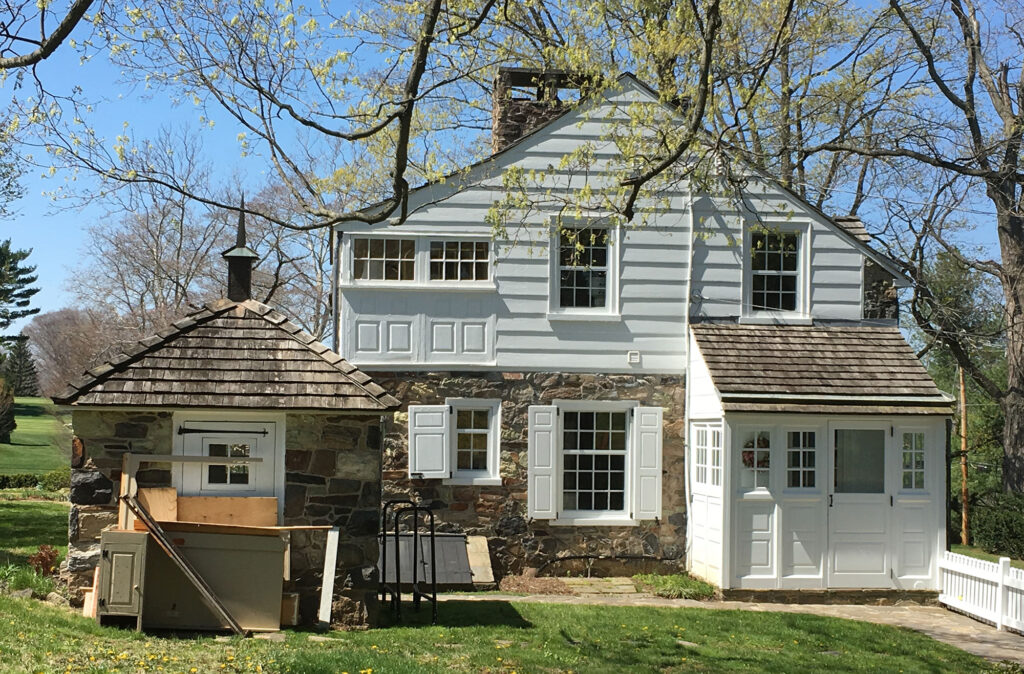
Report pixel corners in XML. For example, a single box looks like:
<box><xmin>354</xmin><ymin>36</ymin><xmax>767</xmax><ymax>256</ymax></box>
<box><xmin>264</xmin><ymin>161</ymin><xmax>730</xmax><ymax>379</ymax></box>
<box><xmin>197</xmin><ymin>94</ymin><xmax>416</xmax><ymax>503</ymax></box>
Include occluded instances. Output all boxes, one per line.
<box><xmin>0</xmin><ymin>473</ymin><xmax>38</xmax><ymax>489</ymax></box>
<box><xmin>38</xmin><ymin>467</ymin><xmax>69</xmax><ymax>492</ymax></box>
<box><xmin>973</xmin><ymin>491</ymin><xmax>1024</xmax><ymax>559</ymax></box>
<box><xmin>633</xmin><ymin>573</ymin><xmax>717</xmax><ymax>600</ymax></box>
<box><xmin>27</xmin><ymin>545</ymin><xmax>60</xmax><ymax>576</ymax></box>
<box><xmin>0</xmin><ymin>563</ymin><xmax>56</xmax><ymax>598</ymax></box>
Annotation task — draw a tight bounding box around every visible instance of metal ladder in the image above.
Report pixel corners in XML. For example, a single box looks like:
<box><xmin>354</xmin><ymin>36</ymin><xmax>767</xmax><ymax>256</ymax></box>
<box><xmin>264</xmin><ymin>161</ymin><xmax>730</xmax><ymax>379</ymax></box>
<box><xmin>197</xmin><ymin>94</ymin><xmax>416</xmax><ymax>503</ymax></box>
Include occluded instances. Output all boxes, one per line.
<box><xmin>379</xmin><ymin>499</ymin><xmax>438</xmax><ymax>624</ymax></box>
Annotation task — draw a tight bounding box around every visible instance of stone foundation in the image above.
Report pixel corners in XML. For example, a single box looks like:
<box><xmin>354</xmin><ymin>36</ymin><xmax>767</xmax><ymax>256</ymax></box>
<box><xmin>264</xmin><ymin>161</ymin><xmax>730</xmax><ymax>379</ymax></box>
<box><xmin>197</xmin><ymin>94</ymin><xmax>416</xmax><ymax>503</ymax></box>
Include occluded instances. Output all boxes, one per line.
<box><xmin>372</xmin><ymin>371</ymin><xmax>686</xmax><ymax>579</ymax></box>
<box><xmin>63</xmin><ymin>409</ymin><xmax>384</xmax><ymax>628</ymax></box>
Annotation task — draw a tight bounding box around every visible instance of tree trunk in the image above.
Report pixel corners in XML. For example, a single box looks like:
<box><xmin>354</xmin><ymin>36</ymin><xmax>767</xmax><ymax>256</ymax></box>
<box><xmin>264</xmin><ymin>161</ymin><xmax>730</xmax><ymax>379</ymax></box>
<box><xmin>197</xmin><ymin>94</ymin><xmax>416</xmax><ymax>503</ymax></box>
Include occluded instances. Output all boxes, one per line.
<box><xmin>996</xmin><ymin>198</ymin><xmax>1024</xmax><ymax>492</ymax></box>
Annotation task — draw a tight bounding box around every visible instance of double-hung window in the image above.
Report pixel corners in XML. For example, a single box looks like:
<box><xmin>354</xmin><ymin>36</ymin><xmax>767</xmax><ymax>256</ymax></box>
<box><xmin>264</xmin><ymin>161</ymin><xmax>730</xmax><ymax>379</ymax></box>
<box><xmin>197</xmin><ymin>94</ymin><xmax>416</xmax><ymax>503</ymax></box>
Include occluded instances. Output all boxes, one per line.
<box><xmin>558</xmin><ymin>228</ymin><xmax>609</xmax><ymax>309</ymax></box>
<box><xmin>749</xmin><ymin>230</ymin><xmax>800</xmax><ymax>312</ymax></box>
<box><xmin>527</xmin><ymin>402</ymin><xmax>663</xmax><ymax>524</ymax></box>
<box><xmin>407</xmin><ymin>399</ymin><xmax>501</xmax><ymax>485</ymax></box>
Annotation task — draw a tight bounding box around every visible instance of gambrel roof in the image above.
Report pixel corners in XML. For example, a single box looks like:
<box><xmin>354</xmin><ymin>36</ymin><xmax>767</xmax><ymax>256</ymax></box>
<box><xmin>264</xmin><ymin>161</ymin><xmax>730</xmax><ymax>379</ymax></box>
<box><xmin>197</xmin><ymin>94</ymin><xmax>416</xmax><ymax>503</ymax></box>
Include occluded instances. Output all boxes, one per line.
<box><xmin>54</xmin><ymin>298</ymin><xmax>400</xmax><ymax>411</ymax></box>
<box><xmin>690</xmin><ymin>323</ymin><xmax>952</xmax><ymax>415</ymax></box>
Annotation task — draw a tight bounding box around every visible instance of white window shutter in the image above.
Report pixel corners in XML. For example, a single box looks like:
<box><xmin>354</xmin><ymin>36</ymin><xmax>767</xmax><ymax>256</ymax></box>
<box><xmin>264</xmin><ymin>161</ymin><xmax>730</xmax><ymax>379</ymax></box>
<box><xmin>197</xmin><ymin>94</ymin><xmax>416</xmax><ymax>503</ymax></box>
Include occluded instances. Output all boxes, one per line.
<box><xmin>408</xmin><ymin>405</ymin><xmax>450</xmax><ymax>479</ymax></box>
<box><xmin>632</xmin><ymin>406</ymin><xmax>663</xmax><ymax>520</ymax></box>
<box><xmin>528</xmin><ymin>405</ymin><xmax>558</xmax><ymax>520</ymax></box>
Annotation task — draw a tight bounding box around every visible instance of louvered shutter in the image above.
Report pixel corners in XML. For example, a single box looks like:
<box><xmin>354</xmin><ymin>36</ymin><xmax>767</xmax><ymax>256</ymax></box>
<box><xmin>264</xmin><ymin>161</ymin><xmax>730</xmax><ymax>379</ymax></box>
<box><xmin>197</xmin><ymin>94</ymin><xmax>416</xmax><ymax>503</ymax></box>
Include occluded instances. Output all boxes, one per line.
<box><xmin>527</xmin><ymin>405</ymin><xmax>558</xmax><ymax>519</ymax></box>
<box><xmin>632</xmin><ymin>406</ymin><xmax>663</xmax><ymax>520</ymax></box>
<box><xmin>408</xmin><ymin>405</ymin><xmax>450</xmax><ymax>479</ymax></box>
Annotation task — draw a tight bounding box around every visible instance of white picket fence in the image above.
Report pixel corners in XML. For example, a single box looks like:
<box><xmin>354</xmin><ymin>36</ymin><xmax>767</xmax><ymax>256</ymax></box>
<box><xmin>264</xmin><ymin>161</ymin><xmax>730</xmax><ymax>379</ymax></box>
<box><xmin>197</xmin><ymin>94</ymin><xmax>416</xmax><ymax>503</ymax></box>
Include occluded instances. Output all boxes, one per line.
<box><xmin>939</xmin><ymin>550</ymin><xmax>1024</xmax><ymax>632</ymax></box>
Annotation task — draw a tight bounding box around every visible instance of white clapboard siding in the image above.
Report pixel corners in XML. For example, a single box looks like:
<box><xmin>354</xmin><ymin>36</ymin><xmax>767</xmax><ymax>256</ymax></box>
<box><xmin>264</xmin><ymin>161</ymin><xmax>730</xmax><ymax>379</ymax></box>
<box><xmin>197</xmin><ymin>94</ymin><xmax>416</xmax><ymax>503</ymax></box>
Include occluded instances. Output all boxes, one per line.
<box><xmin>337</xmin><ymin>75</ymin><xmax>877</xmax><ymax>372</ymax></box>
<box><xmin>939</xmin><ymin>551</ymin><xmax>1024</xmax><ymax>632</ymax></box>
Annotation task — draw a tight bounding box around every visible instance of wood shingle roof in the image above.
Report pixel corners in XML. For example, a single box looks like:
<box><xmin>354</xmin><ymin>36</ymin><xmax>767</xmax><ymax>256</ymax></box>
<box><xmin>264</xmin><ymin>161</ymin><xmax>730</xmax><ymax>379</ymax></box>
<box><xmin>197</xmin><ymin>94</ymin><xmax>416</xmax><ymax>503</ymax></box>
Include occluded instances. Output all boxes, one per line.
<box><xmin>53</xmin><ymin>299</ymin><xmax>400</xmax><ymax>411</ymax></box>
<box><xmin>690</xmin><ymin>323</ymin><xmax>952</xmax><ymax>415</ymax></box>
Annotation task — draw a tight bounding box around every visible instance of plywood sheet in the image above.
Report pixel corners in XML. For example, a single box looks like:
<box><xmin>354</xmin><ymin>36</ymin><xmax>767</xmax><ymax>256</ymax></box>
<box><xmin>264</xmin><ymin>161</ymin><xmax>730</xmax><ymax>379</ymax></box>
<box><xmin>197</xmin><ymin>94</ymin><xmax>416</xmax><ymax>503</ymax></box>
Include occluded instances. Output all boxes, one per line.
<box><xmin>177</xmin><ymin>496</ymin><xmax>278</xmax><ymax>527</ymax></box>
<box><xmin>135</xmin><ymin>488</ymin><xmax>178</xmax><ymax>529</ymax></box>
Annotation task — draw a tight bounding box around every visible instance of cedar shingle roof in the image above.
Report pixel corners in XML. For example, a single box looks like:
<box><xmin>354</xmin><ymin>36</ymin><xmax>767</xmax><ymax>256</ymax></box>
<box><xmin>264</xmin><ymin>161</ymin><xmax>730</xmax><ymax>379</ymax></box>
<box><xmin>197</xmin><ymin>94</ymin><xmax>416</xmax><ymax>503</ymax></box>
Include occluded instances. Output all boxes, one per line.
<box><xmin>53</xmin><ymin>299</ymin><xmax>400</xmax><ymax>411</ymax></box>
<box><xmin>690</xmin><ymin>323</ymin><xmax>952</xmax><ymax>415</ymax></box>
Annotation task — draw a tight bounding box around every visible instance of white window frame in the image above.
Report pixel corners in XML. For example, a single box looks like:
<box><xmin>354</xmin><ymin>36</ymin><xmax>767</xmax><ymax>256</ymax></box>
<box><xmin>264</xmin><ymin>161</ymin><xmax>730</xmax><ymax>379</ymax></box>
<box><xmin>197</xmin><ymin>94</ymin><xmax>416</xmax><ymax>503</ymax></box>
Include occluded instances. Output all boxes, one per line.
<box><xmin>350</xmin><ymin>235</ymin><xmax>417</xmax><ymax>283</ymax></box>
<box><xmin>899</xmin><ymin>430</ymin><xmax>927</xmax><ymax>492</ymax></box>
<box><xmin>200</xmin><ymin>437</ymin><xmax>256</xmax><ymax>492</ymax></box>
<box><xmin>341</xmin><ymin>233</ymin><xmax>496</xmax><ymax>291</ymax></box>
<box><xmin>737</xmin><ymin>426</ymin><xmax>773</xmax><ymax>493</ymax></box>
<box><xmin>784</xmin><ymin>429</ymin><xmax>819</xmax><ymax>491</ymax></box>
<box><xmin>547</xmin><ymin>222</ymin><xmax>621</xmax><ymax>321</ymax></box>
<box><xmin>445</xmin><ymin>398</ymin><xmax>502</xmax><ymax>486</ymax></box>
<box><xmin>741</xmin><ymin>223</ymin><xmax>810</xmax><ymax>321</ymax></box>
<box><xmin>428</xmin><ymin>239</ymin><xmax>491</xmax><ymax>282</ymax></box>
<box><xmin>551</xmin><ymin>400</ymin><xmax>637</xmax><ymax>525</ymax></box>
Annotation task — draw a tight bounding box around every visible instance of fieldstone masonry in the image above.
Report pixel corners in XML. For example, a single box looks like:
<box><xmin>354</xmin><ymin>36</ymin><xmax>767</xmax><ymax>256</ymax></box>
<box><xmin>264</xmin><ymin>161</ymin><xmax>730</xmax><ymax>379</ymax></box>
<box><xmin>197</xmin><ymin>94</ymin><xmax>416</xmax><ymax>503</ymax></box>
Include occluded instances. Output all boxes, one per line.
<box><xmin>371</xmin><ymin>371</ymin><xmax>687</xmax><ymax>579</ymax></box>
<box><xmin>63</xmin><ymin>409</ymin><xmax>383</xmax><ymax>627</ymax></box>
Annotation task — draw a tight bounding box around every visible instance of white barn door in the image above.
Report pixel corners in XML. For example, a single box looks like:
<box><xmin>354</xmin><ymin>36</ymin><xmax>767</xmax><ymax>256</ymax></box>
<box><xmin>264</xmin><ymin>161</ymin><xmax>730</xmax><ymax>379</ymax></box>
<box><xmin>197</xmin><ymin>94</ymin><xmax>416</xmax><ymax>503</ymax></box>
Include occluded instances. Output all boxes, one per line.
<box><xmin>827</xmin><ymin>424</ymin><xmax>891</xmax><ymax>588</ymax></box>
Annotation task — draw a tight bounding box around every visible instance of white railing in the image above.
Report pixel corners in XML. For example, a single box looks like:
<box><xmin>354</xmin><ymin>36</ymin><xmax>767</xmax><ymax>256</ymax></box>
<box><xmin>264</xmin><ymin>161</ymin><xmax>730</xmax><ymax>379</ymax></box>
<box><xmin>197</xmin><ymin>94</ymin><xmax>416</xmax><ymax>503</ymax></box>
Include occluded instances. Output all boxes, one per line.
<box><xmin>939</xmin><ymin>550</ymin><xmax>1024</xmax><ymax>632</ymax></box>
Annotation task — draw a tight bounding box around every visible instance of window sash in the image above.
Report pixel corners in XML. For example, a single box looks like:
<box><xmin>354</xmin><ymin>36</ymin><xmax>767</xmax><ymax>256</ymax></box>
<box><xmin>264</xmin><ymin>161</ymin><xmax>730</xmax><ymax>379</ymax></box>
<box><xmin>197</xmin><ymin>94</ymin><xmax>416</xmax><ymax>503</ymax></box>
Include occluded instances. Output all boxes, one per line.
<box><xmin>558</xmin><ymin>229</ymin><xmax>609</xmax><ymax>309</ymax></box>
<box><xmin>352</xmin><ymin>237</ymin><xmax>415</xmax><ymax>281</ymax></box>
<box><xmin>901</xmin><ymin>432</ymin><xmax>926</xmax><ymax>490</ymax></box>
<box><xmin>750</xmin><ymin>231</ymin><xmax>800</xmax><ymax>311</ymax></box>
<box><xmin>429</xmin><ymin>240</ymin><xmax>490</xmax><ymax>281</ymax></box>
<box><xmin>740</xmin><ymin>430</ymin><xmax>771</xmax><ymax>490</ymax></box>
<box><xmin>561</xmin><ymin>409</ymin><xmax>628</xmax><ymax>513</ymax></box>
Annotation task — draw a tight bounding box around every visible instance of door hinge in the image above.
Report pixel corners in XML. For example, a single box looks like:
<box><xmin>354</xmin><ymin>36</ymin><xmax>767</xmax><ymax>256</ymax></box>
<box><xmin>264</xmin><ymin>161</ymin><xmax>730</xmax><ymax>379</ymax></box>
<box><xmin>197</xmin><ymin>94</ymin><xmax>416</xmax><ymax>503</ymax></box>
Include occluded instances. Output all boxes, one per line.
<box><xmin>101</xmin><ymin>549</ymin><xmax>108</xmax><ymax>559</ymax></box>
<box><xmin>629</xmin><ymin>408</ymin><xmax>635</xmax><ymax>418</ymax></box>
<box><xmin>890</xmin><ymin>426</ymin><xmax>894</xmax><ymax>437</ymax></box>
<box><xmin>890</xmin><ymin>495</ymin><xmax>893</xmax><ymax>507</ymax></box>
<box><xmin>556</xmin><ymin>407</ymin><xmax>561</xmax><ymax>416</ymax></box>
<box><xmin>448</xmin><ymin>405</ymin><xmax>453</xmax><ymax>414</ymax></box>
<box><xmin>98</xmin><ymin>598</ymin><xmax>105</xmax><ymax>607</ymax></box>
<box><xmin>828</xmin><ymin>494</ymin><xmax>833</xmax><ymax>507</ymax></box>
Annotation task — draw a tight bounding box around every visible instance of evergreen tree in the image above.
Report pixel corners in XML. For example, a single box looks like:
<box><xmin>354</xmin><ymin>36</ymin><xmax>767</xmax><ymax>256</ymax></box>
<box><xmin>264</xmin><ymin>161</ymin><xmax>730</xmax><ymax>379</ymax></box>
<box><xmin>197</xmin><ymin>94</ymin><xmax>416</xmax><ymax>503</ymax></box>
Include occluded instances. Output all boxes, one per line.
<box><xmin>0</xmin><ymin>240</ymin><xmax>39</xmax><ymax>332</ymax></box>
<box><xmin>0</xmin><ymin>379</ymin><xmax>16</xmax><ymax>443</ymax></box>
<box><xmin>4</xmin><ymin>336</ymin><xmax>39</xmax><ymax>396</ymax></box>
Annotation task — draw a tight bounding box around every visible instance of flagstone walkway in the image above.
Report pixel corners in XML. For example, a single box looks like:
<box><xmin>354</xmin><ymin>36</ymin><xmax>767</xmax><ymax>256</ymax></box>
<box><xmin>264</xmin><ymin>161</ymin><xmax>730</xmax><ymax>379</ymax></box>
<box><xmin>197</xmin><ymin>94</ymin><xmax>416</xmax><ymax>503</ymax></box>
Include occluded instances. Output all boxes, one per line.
<box><xmin>438</xmin><ymin>579</ymin><xmax>1024</xmax><ymax>664</ymax></box>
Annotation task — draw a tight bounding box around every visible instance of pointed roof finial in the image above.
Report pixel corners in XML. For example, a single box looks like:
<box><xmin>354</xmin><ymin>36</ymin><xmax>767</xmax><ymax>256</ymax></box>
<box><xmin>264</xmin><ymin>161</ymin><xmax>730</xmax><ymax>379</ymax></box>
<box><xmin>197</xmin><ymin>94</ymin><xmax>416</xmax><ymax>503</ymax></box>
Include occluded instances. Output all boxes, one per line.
<box><xmin>223</xmin><ymin>194</ymin><xmax>258</xmax><ymax>259</ymax></box>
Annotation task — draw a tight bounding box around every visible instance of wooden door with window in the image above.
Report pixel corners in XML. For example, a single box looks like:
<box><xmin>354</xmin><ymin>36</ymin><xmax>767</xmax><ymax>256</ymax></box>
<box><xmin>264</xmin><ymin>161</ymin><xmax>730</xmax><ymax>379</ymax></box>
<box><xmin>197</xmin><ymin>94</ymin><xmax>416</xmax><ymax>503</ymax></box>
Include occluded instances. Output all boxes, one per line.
<box><xmin>827</xmin><ymin>424</ymin><xmax>891</xmax><ymax>588</ymax></box>
<box><xmin>175</xmin><ymin>421</ymin><xmax>280</xmax><ymax>498</ymax></box>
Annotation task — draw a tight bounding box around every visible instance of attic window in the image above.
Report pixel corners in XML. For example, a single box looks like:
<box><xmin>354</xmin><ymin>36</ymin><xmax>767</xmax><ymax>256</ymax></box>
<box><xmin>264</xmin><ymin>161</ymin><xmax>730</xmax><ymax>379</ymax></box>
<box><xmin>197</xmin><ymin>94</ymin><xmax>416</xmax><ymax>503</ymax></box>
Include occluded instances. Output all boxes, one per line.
<box><xmin>559</xmin><ymin>228</ymin><xmax>608</xmax><ymax>308</ymax></box>
<box><xmin>750</xmin><ymin>231</ymin><xmax>800</xmax><ymax>311</ymax></box>
<box><xmin>353</xmin><ymin>238</ymin><xmax>415</xmax><ymax>281</ymax></box>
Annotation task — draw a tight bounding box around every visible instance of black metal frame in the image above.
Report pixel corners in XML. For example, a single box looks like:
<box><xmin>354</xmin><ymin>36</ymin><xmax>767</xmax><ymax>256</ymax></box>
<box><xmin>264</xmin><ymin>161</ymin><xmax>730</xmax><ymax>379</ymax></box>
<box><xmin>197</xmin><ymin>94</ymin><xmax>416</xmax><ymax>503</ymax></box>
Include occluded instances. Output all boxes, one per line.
<box><xmin>379</xmin><ymin>499</ymin><xmax>438</xmax><ymax>624</ymax></box>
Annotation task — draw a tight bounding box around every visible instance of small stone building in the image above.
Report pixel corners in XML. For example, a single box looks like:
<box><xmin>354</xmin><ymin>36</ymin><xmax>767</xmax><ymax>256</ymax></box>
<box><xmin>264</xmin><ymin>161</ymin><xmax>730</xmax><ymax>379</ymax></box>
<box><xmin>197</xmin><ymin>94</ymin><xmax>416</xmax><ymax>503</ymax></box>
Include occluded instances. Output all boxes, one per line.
<box><xmin>54</xmin><ymin>222</ymin><xmax>399</xmax><ymax>627</ymax></box>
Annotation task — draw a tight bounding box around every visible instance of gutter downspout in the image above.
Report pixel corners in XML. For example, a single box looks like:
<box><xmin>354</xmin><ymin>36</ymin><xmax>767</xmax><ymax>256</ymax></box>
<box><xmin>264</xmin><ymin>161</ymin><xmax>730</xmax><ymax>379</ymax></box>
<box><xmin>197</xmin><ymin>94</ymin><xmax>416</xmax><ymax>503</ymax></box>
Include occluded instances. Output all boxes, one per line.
<box><xmin>331</xmin><ymin>228</ymin><xmax>342</xmax><ymax>354</ymax></box>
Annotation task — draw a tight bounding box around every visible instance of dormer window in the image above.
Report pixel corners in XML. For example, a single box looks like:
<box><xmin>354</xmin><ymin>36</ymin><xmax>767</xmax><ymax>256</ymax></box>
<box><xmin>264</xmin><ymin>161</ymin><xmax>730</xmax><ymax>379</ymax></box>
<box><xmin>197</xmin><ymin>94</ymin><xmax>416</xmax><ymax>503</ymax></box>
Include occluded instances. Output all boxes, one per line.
<box><xmin>750</xmin><ymin>231</ymin><xmax>800</xmax><ymax>312</ymax></box>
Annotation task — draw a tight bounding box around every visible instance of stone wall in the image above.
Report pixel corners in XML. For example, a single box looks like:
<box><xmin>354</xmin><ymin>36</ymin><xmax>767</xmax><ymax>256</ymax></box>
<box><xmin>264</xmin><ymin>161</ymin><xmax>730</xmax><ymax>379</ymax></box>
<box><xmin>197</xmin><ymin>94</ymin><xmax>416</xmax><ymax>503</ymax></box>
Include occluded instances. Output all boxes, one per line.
<box><xmin>371</xmin><ymin>371</ymin><xmax>687</xmax><ymax>579</ymax></box>
<box><xmin>64</xmin><ymin>408</ymin><xmax>384</xmax><ymax>628</ymax></box>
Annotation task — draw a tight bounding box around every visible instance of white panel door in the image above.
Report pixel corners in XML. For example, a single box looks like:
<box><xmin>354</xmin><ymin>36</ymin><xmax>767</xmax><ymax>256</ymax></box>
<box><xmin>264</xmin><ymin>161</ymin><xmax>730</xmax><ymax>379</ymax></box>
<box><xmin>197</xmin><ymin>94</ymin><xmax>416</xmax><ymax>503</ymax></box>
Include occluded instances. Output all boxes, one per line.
<box><xmin>827</xmin><ymin>425</ymin><xmax>891</xmax><ymax>588</ymax></box>
<box><xmin>892</xmin><ymin>427</ymin><xmax>936</xmax><ymax>585</ymax></box>
<box><xmin>176</xmin><ymin>421</ymin><xmax>280</xmax><ymax>498</ymax></box>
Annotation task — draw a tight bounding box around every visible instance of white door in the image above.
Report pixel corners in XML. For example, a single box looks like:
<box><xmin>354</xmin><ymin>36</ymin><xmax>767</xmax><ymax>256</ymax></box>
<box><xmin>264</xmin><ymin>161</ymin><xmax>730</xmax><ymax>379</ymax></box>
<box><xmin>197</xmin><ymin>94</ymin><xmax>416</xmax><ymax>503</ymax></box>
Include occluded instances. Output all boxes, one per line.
<box><xmin>827</xmin><ymin>425</ymin><xmax>891</xmax><ymax>588</ymax></box>
<box><xmin>175</xmin><ymin>421</ymin><xmax>280</xmax><ymax>498</ymax></box>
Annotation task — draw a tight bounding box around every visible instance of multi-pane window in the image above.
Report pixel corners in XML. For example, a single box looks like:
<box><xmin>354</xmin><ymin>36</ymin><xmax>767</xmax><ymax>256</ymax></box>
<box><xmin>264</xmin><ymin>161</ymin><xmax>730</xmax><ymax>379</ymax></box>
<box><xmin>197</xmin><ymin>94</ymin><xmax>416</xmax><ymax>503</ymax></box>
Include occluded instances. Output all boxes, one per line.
<box><xmin>430</xmin><ymin>240</ymin><xmax>490</xmax><ymax>281</ymax></box>
<box><xmin>751</xmin><ymin>231</ymin><xmax>799</xmax><ymax>311</ymax></box>
<box><xmin>455</xmin><ymin>409</ymin><xmax>490</xmax><ymax>471</ymax></box>
<box><xmin>694</xmin><ymin>427</ymin><xmax>709</xmax><ymax>485</ymax></box>
<box><xmin>902</xmin><ymin>432</ymin><xmax>926</xmax><ymax>490</ymax></box>
<box><xmin>207</xmin><ymin>442</ymin><xmax>250</xmax><ymax>485</ymax></box>
<box><xmin>786</xmin><ymin>431</ymin><xmax>816</xmax><ymax>489</ymax></box>
<box><xmin>710</xmin><ymin>429</ymin><xmax>723</xmax><ymax>487</ymax></box>
<box><xmin>562</xmin><ymin>410</ymin><xmax>627</xmax><ymax>511</ymax></box>
<box><xmin>740</xmin><ymin>430</ymin><xmax>771</xmax><ymax>489</ymax></box>
<box><xmin>559</xmin><ymin>229</ymin><xmax>608</xmax><ymax>308</ymax></box>
<box><xmin>352</xmin><ymin>238</ymin><xmax>415</xmax><ymax>281</ymax></box>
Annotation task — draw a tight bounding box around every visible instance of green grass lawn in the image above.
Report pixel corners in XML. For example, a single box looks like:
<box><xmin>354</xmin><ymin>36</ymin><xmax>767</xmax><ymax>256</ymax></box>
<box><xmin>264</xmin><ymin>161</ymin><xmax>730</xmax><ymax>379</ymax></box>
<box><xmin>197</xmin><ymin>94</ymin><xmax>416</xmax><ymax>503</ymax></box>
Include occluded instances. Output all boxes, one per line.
<box><xmin>0</xmin><ymin>499</ymin><xmax>69</xmax><ymax>566</ymax></box>
<box><xmin>0</xmin><ymin>594</ymin><xmax>996</xmax><ymax>674</ymax></box>
<box><xmin>0</xmin><ymin>397</ymin><xmax>71</xmax><ymax>475</ymax></box>
<box><xmin>952</xmin><ymin>543</ymin><xmax>1024</xmax><ymax>570</ymax></box>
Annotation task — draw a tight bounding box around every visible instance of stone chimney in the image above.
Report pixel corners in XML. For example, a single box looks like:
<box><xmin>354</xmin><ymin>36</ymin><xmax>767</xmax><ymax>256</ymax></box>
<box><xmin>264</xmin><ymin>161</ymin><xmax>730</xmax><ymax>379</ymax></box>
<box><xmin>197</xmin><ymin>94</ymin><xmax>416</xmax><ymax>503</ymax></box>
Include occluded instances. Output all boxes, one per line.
<box><xmin>222</xmin><ymin>196</ymin><xmax>259</xmax><ymax>302</ymax></box>
<box><xmin>492</xmin><ymin>67</ymin><xmax>589</xmax><ymax>154</ymax></box>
